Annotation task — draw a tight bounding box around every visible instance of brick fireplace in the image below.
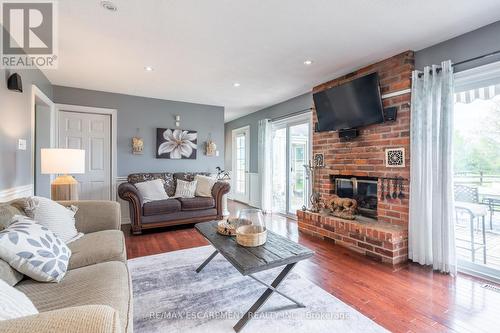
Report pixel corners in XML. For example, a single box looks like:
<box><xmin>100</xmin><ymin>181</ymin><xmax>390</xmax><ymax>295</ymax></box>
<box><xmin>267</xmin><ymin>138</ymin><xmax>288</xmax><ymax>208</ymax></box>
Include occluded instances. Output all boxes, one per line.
<box><xmin>297</xmin><ymin>51</ymin><xmax>413</xmax><ymax>265</ymax></box>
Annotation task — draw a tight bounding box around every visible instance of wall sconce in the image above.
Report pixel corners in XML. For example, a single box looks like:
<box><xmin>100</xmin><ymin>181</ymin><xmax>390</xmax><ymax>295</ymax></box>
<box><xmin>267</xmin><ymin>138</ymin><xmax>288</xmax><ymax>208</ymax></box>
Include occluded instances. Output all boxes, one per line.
<box><xmin>205</xmin><ymin>133</ymin><xmax>217</xmax><ymax>156</ymax></box>
<box><xmin>132</xmin><ymin>128</ymin><xmax>144</xmax><ymax>155</ymax></box>
<box><xmin>7</xmin><ymin>73</ymin><xmax>23</xmax><ymax>92</ymax></box>
<box><xmin>175</xmin><ymin>115</ymin><xmax>180</xmax><ymax>127</ymax></box>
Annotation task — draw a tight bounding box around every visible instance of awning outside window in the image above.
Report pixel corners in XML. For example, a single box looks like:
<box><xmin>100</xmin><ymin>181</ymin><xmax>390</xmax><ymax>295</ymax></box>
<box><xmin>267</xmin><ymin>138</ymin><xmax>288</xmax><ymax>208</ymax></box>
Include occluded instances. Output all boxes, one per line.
<box><xmin>454</xmin><ymin>84</ymin><xmax>500</xmax><ymax>104</ymax></box>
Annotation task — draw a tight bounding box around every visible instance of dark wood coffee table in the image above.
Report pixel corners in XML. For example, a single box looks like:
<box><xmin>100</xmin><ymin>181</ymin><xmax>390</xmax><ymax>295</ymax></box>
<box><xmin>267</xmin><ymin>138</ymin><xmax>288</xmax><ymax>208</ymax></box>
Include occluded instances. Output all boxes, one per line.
<box><xmin>195</xmin><ymin>221</ymin><xmax>314</xmax><ymax>332</ymax></box>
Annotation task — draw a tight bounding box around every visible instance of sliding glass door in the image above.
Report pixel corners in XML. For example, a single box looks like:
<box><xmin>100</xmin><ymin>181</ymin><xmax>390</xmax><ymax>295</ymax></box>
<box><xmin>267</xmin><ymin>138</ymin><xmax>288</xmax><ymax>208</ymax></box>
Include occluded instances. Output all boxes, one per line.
<box><xmin>289</xmin><ymin>123</ymin><xmax>309</xmax><ymax>213</ymax></box>
<box><xmin>271</xmin><ymin>114</ymin><xmax>311</xmax><ymax>215</ymax></box>
<box><xmin>454</xmin><ymin>61</ymin><xmax>500</xmax><ymax>282</ymax></box>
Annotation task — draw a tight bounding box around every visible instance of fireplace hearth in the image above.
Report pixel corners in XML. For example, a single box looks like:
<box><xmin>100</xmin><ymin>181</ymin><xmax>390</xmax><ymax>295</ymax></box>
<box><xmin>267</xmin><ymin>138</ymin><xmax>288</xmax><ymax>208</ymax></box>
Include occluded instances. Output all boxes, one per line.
<box><xmin>330</xmin><ymin>175</ymin><xmax>378</xmax><ymax>219</ymax></box>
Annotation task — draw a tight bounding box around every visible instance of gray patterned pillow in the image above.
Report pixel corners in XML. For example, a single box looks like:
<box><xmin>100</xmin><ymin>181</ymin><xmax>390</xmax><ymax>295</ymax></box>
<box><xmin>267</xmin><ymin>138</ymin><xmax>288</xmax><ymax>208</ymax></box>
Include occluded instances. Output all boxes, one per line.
<box><xmin>0</xmin><ymin>216</ymin><xmax>71</xmax><ymax>283</ymax></box>
<box><xmin>0</xmin><ymin>200</ymin><xmax>25</xmax><ymax>231</ymax></box>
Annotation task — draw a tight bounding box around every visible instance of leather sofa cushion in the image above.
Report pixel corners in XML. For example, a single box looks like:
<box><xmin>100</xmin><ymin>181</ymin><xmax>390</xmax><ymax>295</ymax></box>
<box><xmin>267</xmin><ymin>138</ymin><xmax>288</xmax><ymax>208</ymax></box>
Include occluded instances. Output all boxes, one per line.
<box><xmin>178</xmin><ymin>197</ymin><xmax>215</xmax><ymax>211</ymax></box>
<box><xmin>126</xmin><ymin>172</ymin><xmax>212</xmax><ymax>197</ymax></box>
<box><xmin>143</xmin><ymin>199</ymin><xmax>181</xmax><ymax>216</ymax></box>
<box><xmin>173</xmin><ymin>172</ymin><xmax>211</xmax><ymax>182</ymax></box>
<box><xmin>142</xmin><ymin>209</ymin><xmax>217</xmax><ymax>224</ymax></box>
<box><xmin>68</xmin><ymin>230</ymin><xmax>126</xmax><ymax>270</ymax></box>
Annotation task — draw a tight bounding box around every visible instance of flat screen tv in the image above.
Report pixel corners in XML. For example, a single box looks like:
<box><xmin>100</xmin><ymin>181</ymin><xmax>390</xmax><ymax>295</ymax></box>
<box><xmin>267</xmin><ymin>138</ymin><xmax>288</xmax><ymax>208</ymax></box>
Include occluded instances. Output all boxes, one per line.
<box><xmin>313</xmin><ymin>72</ymin><xmax>384</xmax><ymax>132</ymax></box>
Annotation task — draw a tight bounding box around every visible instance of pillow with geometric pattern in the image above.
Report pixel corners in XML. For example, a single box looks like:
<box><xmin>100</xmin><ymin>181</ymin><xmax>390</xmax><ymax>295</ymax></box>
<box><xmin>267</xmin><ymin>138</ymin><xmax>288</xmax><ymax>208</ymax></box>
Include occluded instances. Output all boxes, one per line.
<box><xmin>0</xmin><ymin>216</ymin><xmax>71</xmax><ymax>283</ymax></box>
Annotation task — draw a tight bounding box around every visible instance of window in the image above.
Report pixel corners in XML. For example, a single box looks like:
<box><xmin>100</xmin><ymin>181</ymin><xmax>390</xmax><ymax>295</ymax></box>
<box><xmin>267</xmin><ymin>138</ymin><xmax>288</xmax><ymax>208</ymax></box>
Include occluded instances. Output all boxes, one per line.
<box><xmin>235</xmin><ymin>133</ymin><xmax>246</xmax><ymax>194</ymax></box>
<box><xmin>232</xmin><ymin>126</ymin><xmax>250</xmax><ymax>203</ymax></box>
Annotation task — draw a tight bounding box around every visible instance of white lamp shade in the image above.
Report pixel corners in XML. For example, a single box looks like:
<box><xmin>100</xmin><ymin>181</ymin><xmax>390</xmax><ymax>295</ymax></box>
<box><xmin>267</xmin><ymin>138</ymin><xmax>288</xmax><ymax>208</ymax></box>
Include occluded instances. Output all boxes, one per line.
<box><xmin>41</xmin><ymin>148</ymin><xmax>85</xmax><ymax>174</ymax></box>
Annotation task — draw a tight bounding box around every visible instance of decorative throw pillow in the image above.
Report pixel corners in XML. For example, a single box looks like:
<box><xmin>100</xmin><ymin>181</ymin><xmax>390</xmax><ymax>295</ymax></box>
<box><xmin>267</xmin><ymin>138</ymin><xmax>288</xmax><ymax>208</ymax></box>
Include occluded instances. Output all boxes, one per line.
<box><xmin>194</xmin><ymin>175</ymin><xmax>216</xmax><ymax>197</ymax></box>
<box><xmin>0</xmin><ymin>200</ymin><xmax>26</xmax><ymax>231</ymax></box>
<box><xmin>0</xmin><ymin>216</ymin><xmax>71</xmax><ymax>283</ymax></box>
<box><xmin>25</xmin><ymin>196</ymin><xmax>83</xmax><ymax>244</ymax></box>
<box><xmin>0</xmin><ymin>278</ymin><xmax>38</xmax><ymax>320</ymax></box>
<box><xmin>134</xmin><ymin>179</ymin><xmax>169</xmax><ymax>203</ymax></box>
<box><xmin>174</xmin><ymin>179</ymin><xmax>197</xmax><ymax>198</ymax></box>
<box><xmin>0</xmin><ymin>259</ymin><xmax>23</xmax><ymax>286</ymax></box>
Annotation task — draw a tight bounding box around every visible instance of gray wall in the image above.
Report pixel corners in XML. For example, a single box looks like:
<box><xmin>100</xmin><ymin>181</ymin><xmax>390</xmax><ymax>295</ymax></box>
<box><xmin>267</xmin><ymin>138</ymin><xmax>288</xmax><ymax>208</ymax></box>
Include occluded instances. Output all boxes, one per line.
<box><xmin>52</xmin><ymin>86</ymin><xmax>225</xmax><ymax>177</ymax></box>
<box><xmin>416</xmin><ymin>20</ymin><xmax>500</xmax><ymax>71</ymax></box>
<box><xmin>224</xmin><ymin>92</ymin><xmax>312</xmax><ymax>173</ymax></box>
<box><xmin>0</xmin><ymin>25</ymin><xmax>53</xmax><ymax>191</ymax></box>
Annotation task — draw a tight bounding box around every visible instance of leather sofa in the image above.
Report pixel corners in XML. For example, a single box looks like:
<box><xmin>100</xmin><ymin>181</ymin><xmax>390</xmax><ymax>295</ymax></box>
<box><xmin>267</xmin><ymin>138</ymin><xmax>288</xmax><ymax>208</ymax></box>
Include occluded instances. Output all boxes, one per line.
<box><xmin>118</xmin><ymin>172</ymin><xmax>230</xmax><ymax>235</ymax></box>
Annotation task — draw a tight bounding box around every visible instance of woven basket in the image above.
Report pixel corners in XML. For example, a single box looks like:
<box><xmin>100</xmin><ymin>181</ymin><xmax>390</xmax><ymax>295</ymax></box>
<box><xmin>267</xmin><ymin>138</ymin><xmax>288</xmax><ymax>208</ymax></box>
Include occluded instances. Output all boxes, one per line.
<box><xmin>236</xmin><ymin>225</ymin><xmax>267</xmax><ymax>247</ymax></box>
<box><xmin>217</xmin><ymin>218</ymin><xmax>238</xmax><ymax>236</ymax></box>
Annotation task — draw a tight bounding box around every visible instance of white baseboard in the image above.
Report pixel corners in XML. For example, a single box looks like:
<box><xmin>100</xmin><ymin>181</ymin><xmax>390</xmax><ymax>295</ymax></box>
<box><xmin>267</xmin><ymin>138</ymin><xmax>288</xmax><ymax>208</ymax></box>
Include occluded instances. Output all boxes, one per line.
<box><xmin>0</xmin><ymin>184</ymin><xmax>33</xmax><ymax>202</ymax></box>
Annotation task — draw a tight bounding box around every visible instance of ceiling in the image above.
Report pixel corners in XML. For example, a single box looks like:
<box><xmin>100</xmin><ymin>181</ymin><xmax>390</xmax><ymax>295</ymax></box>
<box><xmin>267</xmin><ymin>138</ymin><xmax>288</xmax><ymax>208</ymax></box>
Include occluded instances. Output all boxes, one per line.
<box><xmin>44</xmin><ymin>0</ymin><xmax>500</xmax><ymax>122</ymax></box>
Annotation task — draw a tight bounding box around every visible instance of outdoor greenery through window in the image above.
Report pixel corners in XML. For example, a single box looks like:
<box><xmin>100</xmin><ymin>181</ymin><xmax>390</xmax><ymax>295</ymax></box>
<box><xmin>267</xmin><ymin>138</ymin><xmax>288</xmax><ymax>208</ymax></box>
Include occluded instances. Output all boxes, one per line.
<box><xmin>453</xmin><ymin>69</ymin><xmax>500</xmax><ymax>274</ymax></box>
<box><xmin>454</xmin><ymin>96</ymin><xmax>500</xmax><ymax>177</ymax></box>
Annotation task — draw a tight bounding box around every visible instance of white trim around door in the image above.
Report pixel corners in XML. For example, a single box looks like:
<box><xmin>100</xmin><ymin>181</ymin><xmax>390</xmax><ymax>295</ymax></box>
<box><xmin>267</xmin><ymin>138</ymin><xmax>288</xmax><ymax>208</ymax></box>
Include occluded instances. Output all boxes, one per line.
<box><xmin>55</xmin><ymin>104</ymin><xmax>118</xmax><ymax>201</ymax></box>
<box><xmin>31</xmin><ymin>84</ymin><xmax>56</xmax><ymax>196</ymax></box>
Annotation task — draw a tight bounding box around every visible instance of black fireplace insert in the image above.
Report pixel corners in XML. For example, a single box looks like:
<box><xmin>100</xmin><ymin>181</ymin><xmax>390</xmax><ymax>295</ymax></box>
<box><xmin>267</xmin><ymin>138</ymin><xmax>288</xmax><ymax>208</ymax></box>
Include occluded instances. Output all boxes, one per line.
<box><xmin>330</xmin><ymin>175</ymin><xmax>378</xmax><ymax>219</ymax></box>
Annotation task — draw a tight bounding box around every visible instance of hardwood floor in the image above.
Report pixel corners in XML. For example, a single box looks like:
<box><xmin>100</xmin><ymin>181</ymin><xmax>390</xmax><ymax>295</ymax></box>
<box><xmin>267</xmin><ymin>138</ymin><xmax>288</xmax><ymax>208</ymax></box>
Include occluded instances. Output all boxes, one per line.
<box><xmin>123</xmin><ymin>200</ymin><xmax>500</xmax><ymax>333</ymax></box>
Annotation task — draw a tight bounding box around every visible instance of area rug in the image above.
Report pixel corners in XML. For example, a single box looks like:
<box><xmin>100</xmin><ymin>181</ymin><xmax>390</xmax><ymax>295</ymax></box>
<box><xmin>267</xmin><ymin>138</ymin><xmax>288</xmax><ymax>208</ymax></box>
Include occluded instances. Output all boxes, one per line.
<box><xmin>128</xmin><ymin>245</ymin><xmax>387</xmax><ymax>333</ymax></box>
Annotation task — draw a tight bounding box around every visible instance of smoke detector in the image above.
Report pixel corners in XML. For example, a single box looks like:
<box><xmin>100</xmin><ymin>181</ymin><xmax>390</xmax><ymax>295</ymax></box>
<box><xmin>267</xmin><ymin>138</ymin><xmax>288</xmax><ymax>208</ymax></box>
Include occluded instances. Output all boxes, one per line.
<box><xmin>101</xmin><ymin>1</ymin><xmax>117</xmax><ymax>12</ymax></box>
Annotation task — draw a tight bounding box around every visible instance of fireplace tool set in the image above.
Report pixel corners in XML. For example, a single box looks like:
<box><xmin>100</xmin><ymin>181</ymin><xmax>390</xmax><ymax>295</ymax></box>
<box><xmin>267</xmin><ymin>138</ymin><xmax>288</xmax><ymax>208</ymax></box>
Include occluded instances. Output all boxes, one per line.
<box><xmin>380</xmin><ymin>177</ymin><xmax>406</xmax><ymax>201</ymax></box>
<box><xmin>303</xmin><ymin>157</ymin><xmax>324</xmax><ymax>213</ymax></box>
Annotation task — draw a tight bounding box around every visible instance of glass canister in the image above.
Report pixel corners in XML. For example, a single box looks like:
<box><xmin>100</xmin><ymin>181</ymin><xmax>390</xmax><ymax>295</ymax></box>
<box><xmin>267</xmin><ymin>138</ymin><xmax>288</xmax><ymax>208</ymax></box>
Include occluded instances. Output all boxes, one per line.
<box><xmin>236</xmin><ymin>209</ymin><xmax>267</xmax><ymax>247</ymax></box>
<box><xmin>238</xmin><ymin>209</ymin><xmax>265</xmax><ymax>230</ymax></box>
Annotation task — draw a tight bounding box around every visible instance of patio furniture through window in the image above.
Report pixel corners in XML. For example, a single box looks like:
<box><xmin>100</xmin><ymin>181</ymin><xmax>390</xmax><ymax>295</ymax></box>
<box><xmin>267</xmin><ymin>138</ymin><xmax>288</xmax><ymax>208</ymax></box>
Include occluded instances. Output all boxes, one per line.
<box><xmin>454</xmin><ymin>185</ymin><xmax>487</xmax><ymax>264</ymax></box>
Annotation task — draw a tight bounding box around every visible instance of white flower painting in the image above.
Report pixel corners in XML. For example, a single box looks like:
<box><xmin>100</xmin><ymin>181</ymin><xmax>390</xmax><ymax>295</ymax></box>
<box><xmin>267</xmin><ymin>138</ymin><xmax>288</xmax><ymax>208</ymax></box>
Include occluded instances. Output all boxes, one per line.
<box><xmin>156</xmin><ymin>128</ymin><xmax>197</xmax><ymax>159</ymax></box>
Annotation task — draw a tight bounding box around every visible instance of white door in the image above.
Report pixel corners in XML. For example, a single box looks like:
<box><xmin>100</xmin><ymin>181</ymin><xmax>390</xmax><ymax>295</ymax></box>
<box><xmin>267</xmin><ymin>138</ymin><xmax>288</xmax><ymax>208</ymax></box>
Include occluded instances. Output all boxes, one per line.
<box><xmin>58</xmin><ymin>111</ymin><xmax>111</xmax><ymax>200</ymax></box>
<box><xmin>232</xmin><ymin>126</ymin><xmax>250</xmax><ymax>203</ymax></box>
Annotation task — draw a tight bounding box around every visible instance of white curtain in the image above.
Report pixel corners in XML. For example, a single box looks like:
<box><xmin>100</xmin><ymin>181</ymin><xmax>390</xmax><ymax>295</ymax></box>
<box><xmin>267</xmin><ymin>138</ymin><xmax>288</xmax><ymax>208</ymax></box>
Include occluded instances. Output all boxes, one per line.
<box><xmin>409</xmin><ymin>60</ymin><xmax>456</xmax><ymax>275</ymax></box>
<box><xmin>258</xmin><ymin>119</ymin><xmax>272</xmax><ymax>213</ymax></box>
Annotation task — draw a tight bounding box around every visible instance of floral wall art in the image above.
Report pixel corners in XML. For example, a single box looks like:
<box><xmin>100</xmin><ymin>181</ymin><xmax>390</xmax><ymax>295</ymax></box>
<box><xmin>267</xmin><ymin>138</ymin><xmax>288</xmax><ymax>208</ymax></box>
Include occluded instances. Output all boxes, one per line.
<box><xmin>156</xmin><ymin>128</ymin><xmax>197</xmax><ymax>159</ymax></box>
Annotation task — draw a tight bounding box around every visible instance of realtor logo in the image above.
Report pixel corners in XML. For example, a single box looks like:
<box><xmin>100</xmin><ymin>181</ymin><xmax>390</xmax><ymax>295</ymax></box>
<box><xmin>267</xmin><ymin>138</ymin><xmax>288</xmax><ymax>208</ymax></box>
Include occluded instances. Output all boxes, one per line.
<box><xmin>1</xmin><ymin>1</ymin><xmax>58</xmax><ymax>68</ymax></box>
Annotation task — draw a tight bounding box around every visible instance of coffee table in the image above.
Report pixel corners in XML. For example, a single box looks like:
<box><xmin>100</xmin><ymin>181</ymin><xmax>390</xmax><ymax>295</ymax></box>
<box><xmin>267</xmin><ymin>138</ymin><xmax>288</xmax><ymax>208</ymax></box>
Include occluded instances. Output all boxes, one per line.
<box><xmin>195</xmin><ymin>221</ymin><xmax>314</xmax><ymax>332</ymax></box>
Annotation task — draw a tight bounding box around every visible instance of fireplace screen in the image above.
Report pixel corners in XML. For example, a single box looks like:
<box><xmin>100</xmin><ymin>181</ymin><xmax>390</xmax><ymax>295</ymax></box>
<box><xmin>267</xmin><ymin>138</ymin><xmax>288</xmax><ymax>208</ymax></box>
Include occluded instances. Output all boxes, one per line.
<box><xmin>334</xmin><ymin>176</ymin><xmax>378</xmax><ymax>219</ymax></box>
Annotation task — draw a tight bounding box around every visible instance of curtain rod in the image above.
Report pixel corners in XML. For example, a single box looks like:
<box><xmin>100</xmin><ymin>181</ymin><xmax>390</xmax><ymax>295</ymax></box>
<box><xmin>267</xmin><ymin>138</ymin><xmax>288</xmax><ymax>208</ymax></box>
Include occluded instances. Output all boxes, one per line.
<box><xmin>271</xmin><ymin>108</ymin><xmax>313</xmax><ymax>122</ymax></box>
<box><xmin>453</xmin><ymin>49</ymin><xmax>500</xmax><ymax>67</ymax></box>
<box><xmin>417</xmin><ymin>49</ymin><xmax>500</xmax><ymax>77</ymax></box>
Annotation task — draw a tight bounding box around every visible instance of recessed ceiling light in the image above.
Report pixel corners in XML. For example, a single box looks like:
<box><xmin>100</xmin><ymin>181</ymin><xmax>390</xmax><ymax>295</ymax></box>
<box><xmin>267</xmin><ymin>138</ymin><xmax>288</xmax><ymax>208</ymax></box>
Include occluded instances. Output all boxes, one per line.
<box><xmin>233</xmin><ymin>82</ymin><xmax>241</xmax><ymax>87</ymax></box>
<box><xmin>101</xmin><ymin>1</ymin><xmax>117</xmax><ymax>12</ymax></box>
<box><xmin>144</xmin><ymin>66</ymin><xmax>153</xmax><ymax>72</ymax></box>
<box><xmin>304</xmin><ymin>60</ymin><xmax>313</xmax><ymax>65</ymax></box>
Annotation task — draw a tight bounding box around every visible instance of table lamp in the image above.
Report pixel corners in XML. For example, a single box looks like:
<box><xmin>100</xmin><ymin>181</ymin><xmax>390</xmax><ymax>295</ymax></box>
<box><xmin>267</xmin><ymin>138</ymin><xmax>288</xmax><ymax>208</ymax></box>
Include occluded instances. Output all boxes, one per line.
<box><xmin>41</xmin><ymin>148</ymin><xmax>85</xmax><ymax>201</ymax></box>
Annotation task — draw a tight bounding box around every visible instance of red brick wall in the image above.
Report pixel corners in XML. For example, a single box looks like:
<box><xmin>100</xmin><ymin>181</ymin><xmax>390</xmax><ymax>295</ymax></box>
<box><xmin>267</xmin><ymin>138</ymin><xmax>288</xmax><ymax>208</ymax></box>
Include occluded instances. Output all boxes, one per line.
<box><xmin>297</xmin><ymin>210</ymin><xmax>408</xmax><ymax>265</ymax></box>
<box><xmin>312</xmin><ymin>51</ymin><xmax>414</xmax><ymax>227</ymax></box>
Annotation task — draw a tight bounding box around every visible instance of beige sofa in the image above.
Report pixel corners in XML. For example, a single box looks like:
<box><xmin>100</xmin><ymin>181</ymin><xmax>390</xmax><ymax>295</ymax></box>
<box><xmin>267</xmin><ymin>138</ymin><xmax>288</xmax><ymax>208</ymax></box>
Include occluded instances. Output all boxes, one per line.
<box><xmin>0</xmin><ymin>200</ymin><xmax>132</xmax><ymax>333</ymax></box>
